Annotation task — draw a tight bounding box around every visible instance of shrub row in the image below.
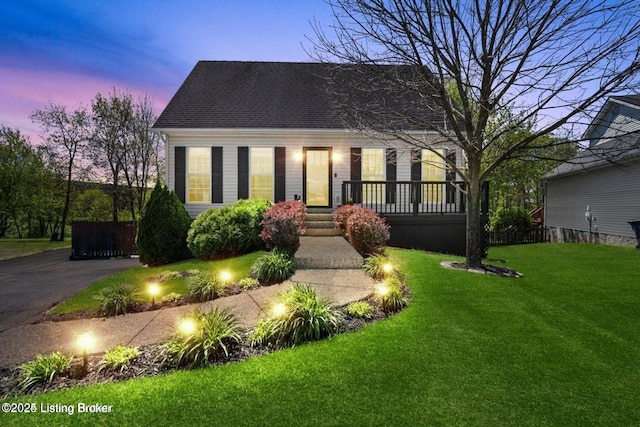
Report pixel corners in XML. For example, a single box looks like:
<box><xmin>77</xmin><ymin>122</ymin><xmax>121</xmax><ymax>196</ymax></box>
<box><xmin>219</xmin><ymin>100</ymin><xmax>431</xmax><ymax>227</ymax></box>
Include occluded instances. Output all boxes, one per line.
<box><xmin>260</xmin><ymin>200</ymin><xmax>306</xmax><ymax>255</ymax></box>
<box><xmin>187</xmin><ymin>199</ymin><xmax>272</xmax><ymax>259</ymax></box>
<box><xmin>333</xmin><ymin>204</ymin><xmax>390</xmax><ymax>255</ymax></box>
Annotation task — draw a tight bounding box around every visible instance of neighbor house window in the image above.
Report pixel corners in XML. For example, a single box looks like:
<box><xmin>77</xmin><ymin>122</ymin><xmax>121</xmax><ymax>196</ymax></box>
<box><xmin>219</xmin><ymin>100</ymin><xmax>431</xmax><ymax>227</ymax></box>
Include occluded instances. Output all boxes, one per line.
<box><xmin>362</xmin><ymin>148</ymin><xmax>385</xmax><ymax>203</ymax></box>
<box><xmin>187</xmin><ymin>147</ymin><xmax>211</xmax><ymax>203</ymax></box>
<box><xmin>250</xmin><ymin>147</ymin><xmax>274</xmax><ymax>200</ymax></box>
<box><xmin>422</xmin><ymin>149</ymin><xmax>445</xmax><ymax>203</ymax></box>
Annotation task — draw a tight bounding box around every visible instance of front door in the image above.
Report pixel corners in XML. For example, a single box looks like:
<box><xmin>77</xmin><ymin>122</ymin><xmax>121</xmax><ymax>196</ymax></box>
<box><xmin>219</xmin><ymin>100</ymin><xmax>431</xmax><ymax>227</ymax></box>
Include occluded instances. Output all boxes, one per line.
<box><xmin>303</xmin><ymin>147</ymin><xmax>332</xmax><ymax>207</ymax></box>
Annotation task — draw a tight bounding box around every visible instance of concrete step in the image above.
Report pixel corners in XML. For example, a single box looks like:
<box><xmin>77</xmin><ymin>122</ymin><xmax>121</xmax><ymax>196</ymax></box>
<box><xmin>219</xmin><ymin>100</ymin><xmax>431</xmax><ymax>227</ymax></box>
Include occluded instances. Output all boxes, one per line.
<box><xmin>305</xmin><ymin>213</ymin><xmax>334</xmax><ymax>222</ymax></box>
<box><xmin>305</xmin><ymin>228</ymin><xmax>342</xmax><ymax>237</ymax></box>
<box><xmin>306</xmin><ymin>208</ymin><xmax>334</xmax><ymax>214</ymax></box>
<box><xmin>306</xmin><ymin>220</ymin><xmax>336</xmax><ymax>229</ymax></box>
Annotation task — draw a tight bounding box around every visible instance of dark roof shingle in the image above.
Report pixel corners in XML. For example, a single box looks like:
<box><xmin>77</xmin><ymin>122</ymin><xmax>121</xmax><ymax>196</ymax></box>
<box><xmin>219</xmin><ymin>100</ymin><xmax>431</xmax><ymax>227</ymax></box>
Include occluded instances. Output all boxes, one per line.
<box><xmin>153</xmin><ymin>61</ymin><xmax>443</xmax><ymax>130</ymax></box>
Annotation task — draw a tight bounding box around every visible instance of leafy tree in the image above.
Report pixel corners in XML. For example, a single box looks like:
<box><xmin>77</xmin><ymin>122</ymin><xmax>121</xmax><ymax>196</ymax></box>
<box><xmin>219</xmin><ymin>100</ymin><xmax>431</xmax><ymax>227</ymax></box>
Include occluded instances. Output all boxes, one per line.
<box><xmin>0</xmin><ymin>127</ymin><xmax>51</xmax><ymax>238</ymax></box>
<box><xmin>137</xmin><ymin>184</ymin><xmax>191</xmax><ymax>266</ymax></box>
<box><xmin>72</xmin><ymin>188</ymin><xmax>112</xmax><ymax>222</ymax></box>
<box><xmin>310</xmin><ymin>0</ymin><xmax>640</xmax><ymax>267</ymax></box>
<box><xmin>31</xmin><ymin>103</ymin><xmax>91</xmax><ymax>240</ymax></box>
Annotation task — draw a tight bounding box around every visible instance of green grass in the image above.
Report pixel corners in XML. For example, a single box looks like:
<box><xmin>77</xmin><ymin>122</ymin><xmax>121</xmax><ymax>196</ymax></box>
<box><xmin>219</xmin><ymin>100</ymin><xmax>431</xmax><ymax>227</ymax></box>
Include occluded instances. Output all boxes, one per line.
<box><xmin>49</xmin><ymin>252</ymin><xmax>262</xmax><ymax>315</ymax></box>
<box><xmin>0</xmin><ymin>238</ymin><xmax>70</xmax><ymax>260</ymax></box>
<box><xmin>3</xmin><ymin>243</ymin><xmax>640</xmax><ymax>426</ymax></box>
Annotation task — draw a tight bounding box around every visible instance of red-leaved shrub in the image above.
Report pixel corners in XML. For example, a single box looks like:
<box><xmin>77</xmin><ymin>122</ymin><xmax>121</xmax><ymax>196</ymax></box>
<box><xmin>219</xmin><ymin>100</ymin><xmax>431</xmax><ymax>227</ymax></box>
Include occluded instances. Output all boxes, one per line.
<box><xmin>333</xmin><ymin>204</ymin><xmax>361</xmax><ymax>233</ymax></box>
<box><xmin>260</xmin><ymin>200</ymin><xmax>307</xmax><ymax>254</ymax></box>
<box><xmin>345</xmin><ymin>207</ymin><xmax>390</xmax><ymax>255</ymax></box>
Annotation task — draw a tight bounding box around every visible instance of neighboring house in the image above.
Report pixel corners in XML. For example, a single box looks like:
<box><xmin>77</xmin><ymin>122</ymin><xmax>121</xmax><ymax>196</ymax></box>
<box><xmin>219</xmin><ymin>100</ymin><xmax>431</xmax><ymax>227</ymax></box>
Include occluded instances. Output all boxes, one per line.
<box><xmin>545</xmin><ymin>95</ymin><xmax>640</xmax><ymax>247</ymax></box>
<box><xmin>153</xmin><ymin>61</ymin><xmax>478</xmax><ymax>255</ymax></box>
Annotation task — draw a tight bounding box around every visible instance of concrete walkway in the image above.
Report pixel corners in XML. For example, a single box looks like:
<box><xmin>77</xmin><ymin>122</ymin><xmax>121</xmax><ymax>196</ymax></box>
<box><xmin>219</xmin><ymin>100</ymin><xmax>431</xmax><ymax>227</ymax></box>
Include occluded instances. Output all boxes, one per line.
<box><xmin>0</xmin><ymin>237</ymin><xmax>372</xmax><ymax>367</ymax></box>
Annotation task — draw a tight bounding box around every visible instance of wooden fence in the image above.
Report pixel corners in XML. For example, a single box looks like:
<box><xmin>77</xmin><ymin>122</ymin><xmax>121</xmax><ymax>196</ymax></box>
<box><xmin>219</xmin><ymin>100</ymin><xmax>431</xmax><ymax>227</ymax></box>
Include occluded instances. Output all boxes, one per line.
<box><xmin>487</xmin><ymin>226</ymin><xmax>547</xmax><ymax>246</ymax></box>
<box><xmin>70</xmin><ymin>221</ymin><xmax>137</xmax><ymax>260</ymax></box>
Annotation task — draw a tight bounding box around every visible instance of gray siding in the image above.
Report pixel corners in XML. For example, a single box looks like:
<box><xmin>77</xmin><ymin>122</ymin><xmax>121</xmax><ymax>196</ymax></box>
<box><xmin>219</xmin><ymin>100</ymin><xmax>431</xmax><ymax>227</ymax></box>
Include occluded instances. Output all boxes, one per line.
<box><xmin>163</xmin><ymin>129</ymin><xmax>455</xmax><ymax>218</ymax></box>
<box><xmin>545</xmin><ymin>159</ymin><xmax>640</xmax><ymax>238</ymax></box>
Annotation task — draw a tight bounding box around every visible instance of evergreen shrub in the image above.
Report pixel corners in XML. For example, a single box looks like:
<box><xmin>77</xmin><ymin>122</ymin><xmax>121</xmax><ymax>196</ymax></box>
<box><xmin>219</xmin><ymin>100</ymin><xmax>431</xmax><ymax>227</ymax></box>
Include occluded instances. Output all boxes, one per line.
<box><xmin>137</xmin><ymin>184</ymin><xmax>192</xmax><ymax>266</ymax></box>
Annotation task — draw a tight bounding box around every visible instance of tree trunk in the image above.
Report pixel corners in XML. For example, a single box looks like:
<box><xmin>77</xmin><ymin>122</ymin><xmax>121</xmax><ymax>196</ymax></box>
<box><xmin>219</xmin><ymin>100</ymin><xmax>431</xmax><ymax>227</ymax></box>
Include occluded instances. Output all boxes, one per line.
<box><xmin>59</xmin><ymin>165</ymin><xmax>74</xmax><ymax>242</ymax></box>
<box><xmin>465</xmin><ymin>156</ymin><xmax>484</xmax><ymax>268</ymax></box>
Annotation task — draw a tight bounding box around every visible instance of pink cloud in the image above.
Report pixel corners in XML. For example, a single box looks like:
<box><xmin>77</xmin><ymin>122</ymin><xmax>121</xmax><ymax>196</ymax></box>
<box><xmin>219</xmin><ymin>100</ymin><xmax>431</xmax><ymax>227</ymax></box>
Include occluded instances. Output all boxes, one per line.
<box><xmin>0</xmin><ymin>66</ymin><xmax>172</xmax><ymax>145</ymax></box>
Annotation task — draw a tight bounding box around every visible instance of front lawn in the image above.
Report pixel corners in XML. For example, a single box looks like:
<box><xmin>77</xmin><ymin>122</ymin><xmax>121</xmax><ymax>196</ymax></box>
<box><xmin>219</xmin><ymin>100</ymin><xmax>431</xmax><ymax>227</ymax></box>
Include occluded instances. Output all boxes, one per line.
<box><xmin>0</xmin><ymin>238</ymin><xmax>70</xmax><ymax>260</ymax></box>
<box><xmin>3</xmin><ymin>243</ymin><xmax>639</xmax><ymax>426</ymax></box>
<box><xmin>49</xmin><ymin>252</ymin><xmax>262</xmax><ymax>315</ymax></box>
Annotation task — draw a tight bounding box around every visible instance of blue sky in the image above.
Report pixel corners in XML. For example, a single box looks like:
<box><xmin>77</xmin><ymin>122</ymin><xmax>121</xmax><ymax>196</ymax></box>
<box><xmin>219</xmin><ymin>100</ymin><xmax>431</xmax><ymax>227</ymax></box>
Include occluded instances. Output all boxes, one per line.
<box><xmin>0</xmin><ymin>0</ymin><xmax>333</xmax><ymax>141</ymax></box>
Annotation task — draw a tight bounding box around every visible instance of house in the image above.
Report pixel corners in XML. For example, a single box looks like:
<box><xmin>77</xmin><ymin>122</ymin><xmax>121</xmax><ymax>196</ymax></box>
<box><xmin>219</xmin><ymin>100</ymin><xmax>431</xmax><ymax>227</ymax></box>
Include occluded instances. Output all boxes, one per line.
<box><xmin>153</xmin><ymin>61</ymin><xmax>482</xmax><ymax>255</ymax></box>
<box><xmin>545</xmin><ymin>95</ymin><xmax>640</xmax><ymax>247</ymax></box>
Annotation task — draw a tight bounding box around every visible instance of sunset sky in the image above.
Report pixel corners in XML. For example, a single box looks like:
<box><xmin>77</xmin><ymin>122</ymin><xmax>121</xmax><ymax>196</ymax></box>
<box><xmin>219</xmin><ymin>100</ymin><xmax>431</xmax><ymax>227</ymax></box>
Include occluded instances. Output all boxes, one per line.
<box><xmin>0</xmin><ymin>0</ymin><xmax>333</xmax><ymax>143</ymax></box>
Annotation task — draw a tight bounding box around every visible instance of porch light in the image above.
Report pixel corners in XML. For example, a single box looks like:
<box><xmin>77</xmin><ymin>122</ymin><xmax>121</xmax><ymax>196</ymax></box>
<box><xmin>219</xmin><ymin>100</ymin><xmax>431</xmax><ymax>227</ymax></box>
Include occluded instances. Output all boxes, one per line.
<box><xmin>332</xmin><ymin>151</ymin><xmax>342</xmax><ymax>162</ymax></box>
<box><xmin>294</xmin><ymin>150</ymin><xmax>303</xmax><ymax>162</ymax></box>
<box><xmin>148</xmin><ymin>282</ymin><xmax>161</xmax><ymax>306</ymax></box>
<box><xmin>271</xmin><ymin>302</ymin><xmax>287</xmax><ymax>318</ymax></box>
<box><xmin>219</xmin><ymin>270</ymin><xmax>232</xmax><ymax>284</ymax></box>
<box><xmin>177</xmin><ymin>318</ymin><xmax>198</xmax><ymax>337</ymax></box>
<box><xmin>76</xmin><ymin>332</ymin><xmax>96</xmax><ymax>370</ymax></box>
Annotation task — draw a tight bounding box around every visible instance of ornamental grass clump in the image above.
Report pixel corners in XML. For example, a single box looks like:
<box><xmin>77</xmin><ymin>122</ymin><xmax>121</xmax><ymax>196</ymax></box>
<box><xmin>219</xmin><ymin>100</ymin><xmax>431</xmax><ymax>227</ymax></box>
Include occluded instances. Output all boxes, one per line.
<box><xmin>238</xmin><ymin>277</ymin><xmax>260</xmax><ymax>290</ymax></box>
<box><xmin>250</xmin><ymin>249</ymin><xmax>297</xmax><ymax>284</ymax></box>
<box><xmin>95</xmin><ymin>284</ymin><xmax>143</xmax><ymax>317</ymax></box>
<box><xmin>363</xmin><ymin>253</ymin><xmax>392</xmax><ymax>280</ymax></box>
<box><xmin>373</xmin><ymin>277</ymin><xmax>407</xmax><ymax>313</ymax></box>
<box><xmin>346</xmin><ymin>301</ymin><xmax>373</xmax><ymax>319</ymax></box>
<box><xmin>162</xmin><ymin>308</ymin><xmax>242</xmax><ymax>368</ymax></box>
<box><xmin>187</xmin><ymin>272</ymin><xmax>225</xmax><ymax>302</ymax></box>
<box><xmin>19</xmin><ymin>351</ymin><xmax>72</xmax><ymax>392</ymax></box>
<box><xmin>98</xmin><ymin>345</ymin><xmax>139</xmax><ymax>373</ymax></box>
<box><xmin>260</xmin><ymin>200</ymin><xmax>307</xmax><ymax>255</ymax></box>
<box><xmin>250</xmin><ymin>284</ymin><xmax>341</xmax><ymax>348</ymax></box>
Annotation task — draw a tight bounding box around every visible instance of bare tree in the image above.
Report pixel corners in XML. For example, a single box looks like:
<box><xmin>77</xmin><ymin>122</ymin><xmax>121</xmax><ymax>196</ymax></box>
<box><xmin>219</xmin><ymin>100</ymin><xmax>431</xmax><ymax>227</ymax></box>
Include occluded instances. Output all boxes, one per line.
<box><xmin>31</xmin><ymin>104</ymin><xmax>91</xmax><ymax>240</ymax></box>
<box><xmin>310</xmin><ymin>0</ymin><xmax>640</xmax><ymax>267</ymax></box>
<box><xmin>129</xmin><ymin>94</ymin><xmax>163</xmax><ymax>215</ymax></box>
<box><xmin>90</xmin><ymin>89</ymin><xmax>133</xmax><ymax>223</ymax></box>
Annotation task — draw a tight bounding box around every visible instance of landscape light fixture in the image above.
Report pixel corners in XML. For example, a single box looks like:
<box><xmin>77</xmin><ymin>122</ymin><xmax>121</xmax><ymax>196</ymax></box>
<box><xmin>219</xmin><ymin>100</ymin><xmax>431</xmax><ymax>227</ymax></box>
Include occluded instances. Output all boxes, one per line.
<box><xmin>219</xmin><ymin>270</ymin><xmax>232</xmax><ymax>284</ymax></box>
<box><xmin>271</xmin><ymin>302</ymin><xmax>287</xmax><ymax>318</ymax></box>
<box><xmin>375</xmin><ymin>283</ymin><xmax>390</xmax><ymax>297</ymax></box>
<box><xmin>76</xmin><ymin>332</ymin><xmax>96</xmax><ymax>371</ymax></box>
<box><xmin>382</xmin><ymin>262</ymin><xmax>394</xmax><ymax>275</ymax></box>
<box><xmin>178</xmin><ymin>318</ymin><xmax>198</xmax><ymax>337</ymax></box>
<box><xmin>148</xmin><ymin>282</ymin><xmax>161</xmax><ymax>306</ymax></box>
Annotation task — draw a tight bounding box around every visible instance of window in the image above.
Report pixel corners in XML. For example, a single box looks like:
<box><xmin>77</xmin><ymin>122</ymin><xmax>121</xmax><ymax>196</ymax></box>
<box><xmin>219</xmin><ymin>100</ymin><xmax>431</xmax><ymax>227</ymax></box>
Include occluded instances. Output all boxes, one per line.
<box><xmin>187</xmin><ymin>147</ymin><xmax>211</xmax><ymax>203</ymax></box>
<box><xmin>422</xmin><ymin>149</ymin><xmax>445</xmax><ymax>203</ymax></box>
<box><xmin>362</xmin><ymin>148</ymin><xmax>385</xmax><ymax>203</ymax></box>
<box><xmin>250</xmin><ymin>147</ymin><xmax>274</xmax><ymax>200</ymax></box>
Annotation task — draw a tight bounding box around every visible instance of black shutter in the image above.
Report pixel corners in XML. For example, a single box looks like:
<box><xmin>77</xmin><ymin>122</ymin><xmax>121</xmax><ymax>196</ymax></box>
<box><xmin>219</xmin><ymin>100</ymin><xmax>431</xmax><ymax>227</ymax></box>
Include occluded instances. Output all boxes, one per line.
<box><xmin>350</xmin><ymin>148</ymin><xmax>362</xmax><ymax>203</ymax></box>
<box><xmin>211</xmin><ymin>147</ymin><xmax>223</xmax><ymax>203</ymax></box>
<box><xmin>274</xmin><ymin>147</ymin><xmax>286</xmax><ymax>202</ymax></box>
<box><xmin>385</xmin><ymin>148</ymin><xmax>397</xmax><ymax>204</ymax></box>
<box><xmin>238</xmin><ymin>147</ymin><xmax>249</xmax><ymax>199</ymax></box>
<box><xmin>175</xmin><ymin>146</ymin><xmax>186</xmax><ymax>203</ymax></box>
<box><xmin>411</xmin><ymin>149</ymin><xmax>422</xmax><ymax>203</ymax></box>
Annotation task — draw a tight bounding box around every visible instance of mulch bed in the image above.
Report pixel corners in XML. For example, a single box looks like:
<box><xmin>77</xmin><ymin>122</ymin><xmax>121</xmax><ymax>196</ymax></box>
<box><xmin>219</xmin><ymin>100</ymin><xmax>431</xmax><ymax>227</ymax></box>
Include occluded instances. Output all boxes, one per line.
<box><xmin>440</xmin><ymin>261</ymin><xmax>523</xmax><ymax>278</ymax></box>
<box><xmin>0</xmin><ymin>286</ymin><xmax>410</xmax><ymax>399</ymax></box>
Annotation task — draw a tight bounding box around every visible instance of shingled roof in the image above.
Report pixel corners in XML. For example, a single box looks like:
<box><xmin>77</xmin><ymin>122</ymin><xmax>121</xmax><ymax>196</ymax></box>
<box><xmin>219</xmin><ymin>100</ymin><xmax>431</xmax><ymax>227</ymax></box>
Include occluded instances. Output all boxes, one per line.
<box><xmin>153</xmin><ymin>61</ymin><xmax>443</xmax><ymax>130</ymax></box>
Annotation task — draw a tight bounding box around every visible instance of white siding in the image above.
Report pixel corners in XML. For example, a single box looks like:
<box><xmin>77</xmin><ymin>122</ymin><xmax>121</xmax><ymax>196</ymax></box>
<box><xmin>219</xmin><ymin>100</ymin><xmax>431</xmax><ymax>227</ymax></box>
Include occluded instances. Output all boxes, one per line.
<box><xmin>163</xmin><ymin>129</ymin><xmax>454</xmax><ymax>218</ymax></box>
<box><xmin>545</xmin><ymin>159</ymin><xmax>640</xmax><ymax>238</ymax></box>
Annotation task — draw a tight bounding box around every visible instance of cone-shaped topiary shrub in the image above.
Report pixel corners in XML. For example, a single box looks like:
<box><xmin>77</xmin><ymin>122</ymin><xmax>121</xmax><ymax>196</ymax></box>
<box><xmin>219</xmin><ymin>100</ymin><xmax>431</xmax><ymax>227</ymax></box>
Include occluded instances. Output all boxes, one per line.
<box><xmin>137</xmin><ymin>184</ymin><xmax>192</xmax><ymax>266</ymax></box>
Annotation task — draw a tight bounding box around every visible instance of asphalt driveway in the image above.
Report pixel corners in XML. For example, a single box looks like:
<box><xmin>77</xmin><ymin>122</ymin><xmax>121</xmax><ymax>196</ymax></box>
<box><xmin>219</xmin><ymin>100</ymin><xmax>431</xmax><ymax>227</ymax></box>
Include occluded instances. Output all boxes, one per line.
<box><xmin>0</xmin><ymin>250</ymin><xmax>139</xmax><ymax>332</ymax></box>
